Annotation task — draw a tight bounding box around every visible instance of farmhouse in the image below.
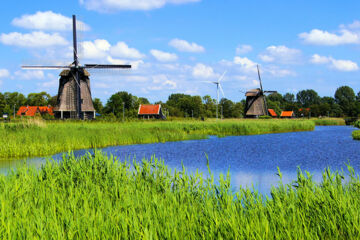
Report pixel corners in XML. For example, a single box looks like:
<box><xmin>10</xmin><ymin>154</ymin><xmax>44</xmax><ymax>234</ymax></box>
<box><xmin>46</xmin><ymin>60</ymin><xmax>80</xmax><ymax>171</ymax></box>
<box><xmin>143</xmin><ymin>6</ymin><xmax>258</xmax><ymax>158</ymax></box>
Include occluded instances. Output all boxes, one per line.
<box><xmin>17</xmin><ymin>106</ymin><xmax>53</xmax><ymax>117</ymax></box>
<box><xmin>138</xmin><ymin>104</ymin><xmax>166</xmax><ymax>119</ymax></box>
<box><xmin>280</xmin><ymin>111</ymin><xmax>295</xmax><ymax>118</ymax></box>
<box><xmin>268</xmin><ymin>109</ymin><xmax>277</xmax><ymax>117</ymax></box>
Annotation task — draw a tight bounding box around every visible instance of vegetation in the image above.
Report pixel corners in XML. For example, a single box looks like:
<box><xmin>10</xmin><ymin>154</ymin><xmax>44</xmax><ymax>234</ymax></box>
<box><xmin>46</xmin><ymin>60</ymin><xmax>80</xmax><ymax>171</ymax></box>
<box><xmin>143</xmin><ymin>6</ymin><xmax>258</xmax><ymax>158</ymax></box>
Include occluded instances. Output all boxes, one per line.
<box><xmin>0</xmin><ymin>119</ymin><xmax>314</xmax><ymax>159</ymax></box>
<box><xmin>0</xmin><ymin>151</ymin><xmax>358</xmax><ymax>239</ymax></box>
<box><xmin>352</xmin><ymin>130</ymin><xmax>360</xmax><ymax>140</ymax></box>
<box><xmin>1</xmin><ymin>85</ymin><xmax>360</xmax><ymax>120</ymax></box>
<box><xmin>311</xmin><ymin>118</ymin><xmax>346</xmax><ymax>126</ymax></box>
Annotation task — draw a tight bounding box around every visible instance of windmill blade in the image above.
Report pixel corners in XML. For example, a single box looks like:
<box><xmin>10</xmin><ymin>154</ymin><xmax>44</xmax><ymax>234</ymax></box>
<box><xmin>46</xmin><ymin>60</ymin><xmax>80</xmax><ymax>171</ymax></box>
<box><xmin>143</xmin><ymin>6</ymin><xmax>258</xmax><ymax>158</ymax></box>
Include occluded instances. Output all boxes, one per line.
<box><xmin>257</xmin><ymin>64</ymin><xmax>263</xmax><ymax>92</ymax></box>
<box><xmin>219</xmin><ymin>83</ymin><xmax>225</xmax><ymax>97</ymax></box>
<box><xmin>218</xmin><ymin>70</ymin><xmax>227</xmax><ymax>82</ymax></box>
<box><xmin>84</xmin><ymin>64</ymin><xmax>131</xmax><ymax>69</ymax></box>
<box><xmin>264</xmin><ymin>91</ymin><xmax>277</xmax><ymax>93</ymax></box>
<box><xmin>22</xmin><ymin>66</ymin><xmax>71</xmax><ymax>69</ymax></box>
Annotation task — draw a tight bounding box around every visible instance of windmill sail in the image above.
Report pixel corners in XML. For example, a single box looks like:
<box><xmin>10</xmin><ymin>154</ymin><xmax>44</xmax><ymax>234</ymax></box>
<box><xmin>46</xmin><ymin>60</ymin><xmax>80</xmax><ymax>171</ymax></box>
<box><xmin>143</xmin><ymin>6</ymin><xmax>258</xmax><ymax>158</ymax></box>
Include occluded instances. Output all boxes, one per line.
<box><xmin>22</xmin><ymin>15</ymin><xmax>131</xmax><ymax>120</ymax></box>
<box><xmin>244</xmin><ymin>65</ymin><xmax>277</xmax><ymax>118</ymax></box>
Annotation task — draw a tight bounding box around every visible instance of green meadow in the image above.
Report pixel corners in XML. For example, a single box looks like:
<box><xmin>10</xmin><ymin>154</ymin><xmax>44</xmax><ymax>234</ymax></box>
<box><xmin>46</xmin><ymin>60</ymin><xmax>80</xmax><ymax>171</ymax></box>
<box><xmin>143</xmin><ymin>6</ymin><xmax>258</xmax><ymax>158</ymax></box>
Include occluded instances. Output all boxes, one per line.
<box><xmin>0</xmin><ymin>152</ymin><xmax>358</xmax><ymax>239</ymax></box>
<box><xmin>0</xmin><ymin>118</ymin><xmax>315</xmax><ymax>159</ymax></box>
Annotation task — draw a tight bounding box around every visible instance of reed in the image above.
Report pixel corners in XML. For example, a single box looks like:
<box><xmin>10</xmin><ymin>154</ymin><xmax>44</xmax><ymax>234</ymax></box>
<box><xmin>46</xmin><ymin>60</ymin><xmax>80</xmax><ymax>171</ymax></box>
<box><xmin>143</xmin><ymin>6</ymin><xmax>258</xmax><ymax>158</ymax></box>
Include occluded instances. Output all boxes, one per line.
<box><xmin>312</xmin><ymin>118</ymin><xmax>345</xmax><ymax>126</ymax></box>
<box><xmin>352</xmin><ymin>130</ymin><xmax>360</xmax><ymax>140</ymax></box>
<box><xmin>0</xmin><ymin>119</ymin><xmax>314</xmax><ymax>159</ymax></box>
<box><xmin>0</xmin><ymin>151</ymin><xmax>358</xmax><ymax>239</ymax></box>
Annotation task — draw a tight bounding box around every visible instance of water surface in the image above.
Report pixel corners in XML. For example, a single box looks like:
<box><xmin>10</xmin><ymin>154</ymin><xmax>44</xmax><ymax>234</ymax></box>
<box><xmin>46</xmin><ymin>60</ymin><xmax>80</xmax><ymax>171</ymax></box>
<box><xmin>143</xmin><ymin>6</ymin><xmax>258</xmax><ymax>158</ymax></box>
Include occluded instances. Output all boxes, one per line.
<box><xmin>2</xmin><ymin>126</ymin><xmax>359</xmax><ymax>194</ymax></box>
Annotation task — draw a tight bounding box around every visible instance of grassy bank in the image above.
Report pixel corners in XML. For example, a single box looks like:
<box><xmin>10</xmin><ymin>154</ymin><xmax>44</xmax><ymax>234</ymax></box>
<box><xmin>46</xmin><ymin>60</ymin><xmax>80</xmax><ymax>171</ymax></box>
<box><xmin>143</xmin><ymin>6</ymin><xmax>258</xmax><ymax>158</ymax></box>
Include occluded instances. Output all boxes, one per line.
<box><xmin>0</xmin><ymin>152</ymin><xmax>358</xmax><ymax>239</ymax></box>
<box><xmin>0</xmin><ymin>119</ymin><xmax>314</xmax><ymax>159</ymax></box>
<box><xmin>312</xmin><ymin>118</ymin><xmax>346</xmax><ymax>126</ymax></box>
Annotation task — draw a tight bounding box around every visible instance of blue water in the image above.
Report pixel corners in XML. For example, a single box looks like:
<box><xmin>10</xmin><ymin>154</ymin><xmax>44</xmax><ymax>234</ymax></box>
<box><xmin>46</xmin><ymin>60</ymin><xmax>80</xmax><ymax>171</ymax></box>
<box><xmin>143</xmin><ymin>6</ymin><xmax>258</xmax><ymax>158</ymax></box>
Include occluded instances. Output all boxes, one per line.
<box><xmin>2</xmin><ymin>126</ymin><xmax>360</xmax><ymax>194</ymax></box>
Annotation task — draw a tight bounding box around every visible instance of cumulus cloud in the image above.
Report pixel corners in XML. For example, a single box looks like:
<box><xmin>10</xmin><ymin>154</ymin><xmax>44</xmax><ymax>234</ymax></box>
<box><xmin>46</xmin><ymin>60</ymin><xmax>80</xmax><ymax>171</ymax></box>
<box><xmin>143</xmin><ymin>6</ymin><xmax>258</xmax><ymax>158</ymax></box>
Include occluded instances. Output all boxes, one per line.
<box><xmin>299</xmin><ymin>29</ymin><xmax>360</xmax><ymax>46</ymax></box>
<box><xmin>259</xmin><ymin>45</ymin><xmax>301</xmax><ymax>64</ymax></box>
<box><xmin>80</xmin><ymin>0</ymin><xmax>201</xmax><ymax>12</ymax></box>
<box><xmin>150</xmin><ymin>74</ymin><xmax>177</xmax><ymax>90</ymax></box>
<box><xmin>310</xmin><ymin>54</ymin><xmax>358</xmax><ymax>71</ymax></box>
<box><xmin>12</xmin><ymin>11</ymin><xmax>90</xmax><ymax>31</ymax></box>
<box><xmin>236</xmin><ymin>44</ymin><xmax>252</xmax><ymax>55</ymax></box>
<box><xmin>0</xmin><ymin>31</ymin><xmax>68</xmax><ymax>48</ymax></box>
<box><xmin>169</xmin><ymin>38</ymin><xmax>205</xmax><ymax>53</ymax></box>
<box><xmin>14</xmin><ymin>70</ymin><xmax>45</xmax><ymax>80</ymax></box>
<box><xmin>192</xmin><ymin>63</ymin><xmax>216</xmax><ymax>78</ymax></box>
<box><xmin>110</xmin><ymin>42</ymin><xmax>145</xmax><ymax>59</ymax></box>
<box><xmin>80</xmin><ymin>39</ymin><xmax>111</xmax><ymax>59</ymax></box>
<box><xmin>150</xmin><ymin>49</ymin><xmax>178</xmax><ymax>62</ymax></box>
<box><xmin>107</xmin><ymin>56</ymin><xmax>144</xmax><ymax>70</ymax></box>
<box><xmin>233</xmin><ymin>56</ymin><xmax>257</xmax><ymax>73</ymax></box>
<box><xmin>0</xmin><ymin>69</ymin><xmax>10</xmax><ymax>78</ymax></box>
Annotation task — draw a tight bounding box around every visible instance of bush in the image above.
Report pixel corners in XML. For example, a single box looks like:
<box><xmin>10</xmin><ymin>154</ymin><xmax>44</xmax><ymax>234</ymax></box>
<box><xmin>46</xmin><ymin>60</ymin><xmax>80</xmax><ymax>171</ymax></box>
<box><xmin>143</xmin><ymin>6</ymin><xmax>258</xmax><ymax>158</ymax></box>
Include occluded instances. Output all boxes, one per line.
<box><xmin>259</xmin><ymin>115</ymin><xmax>272</xmax><ymax>119</ymax></box>
<box><xmin>354</xmin><ymin>120</ymin><xmax>360</xmax><ymax>128</ymax></box>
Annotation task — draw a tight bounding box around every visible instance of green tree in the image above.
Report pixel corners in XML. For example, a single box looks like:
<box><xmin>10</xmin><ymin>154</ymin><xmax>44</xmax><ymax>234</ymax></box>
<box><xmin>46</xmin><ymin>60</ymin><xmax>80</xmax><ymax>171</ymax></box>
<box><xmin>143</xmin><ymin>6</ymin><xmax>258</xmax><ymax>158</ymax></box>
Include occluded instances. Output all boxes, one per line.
<box><xmin>296</xmin><ymin>89</ymin><xmax>320</xmax><ymax>107</ymax></box>
<box><xmin>27</xmin><ymin>92</ymin><xmax>51</xmax><ymax>106</ymax></box>
<box><xmin>283</xmin><ymin>93</ymin><xmax>295</xmax><ymax>103</ymax></box>
<box><xmin>93</xmin><ymin>98</ymin><xmax>104</xmax><ymax>115</ymax></box>
<box><xmin>334</xmin><ymin>86</ymin><xmax>357</xmax><ymax>116</ymax></box>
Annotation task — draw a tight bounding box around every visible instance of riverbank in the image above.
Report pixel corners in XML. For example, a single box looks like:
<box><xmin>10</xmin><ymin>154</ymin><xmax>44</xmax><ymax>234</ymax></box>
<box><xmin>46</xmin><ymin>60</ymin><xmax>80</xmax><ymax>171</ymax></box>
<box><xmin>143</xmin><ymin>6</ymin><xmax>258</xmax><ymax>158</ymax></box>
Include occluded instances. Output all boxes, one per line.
<box><xmin>311</xmin><ymin>118</ymin><xmax>345</xmax><ymax>126</ymax></box>
<box><xmin>0</xmin><ymin>119</ymin><xmax>314</xmax><ymax>159</ymax></box>
<box><xmin>0</xmin><ymin>152</ymin><xmax>358</xmax><ymax>239</ymax></box>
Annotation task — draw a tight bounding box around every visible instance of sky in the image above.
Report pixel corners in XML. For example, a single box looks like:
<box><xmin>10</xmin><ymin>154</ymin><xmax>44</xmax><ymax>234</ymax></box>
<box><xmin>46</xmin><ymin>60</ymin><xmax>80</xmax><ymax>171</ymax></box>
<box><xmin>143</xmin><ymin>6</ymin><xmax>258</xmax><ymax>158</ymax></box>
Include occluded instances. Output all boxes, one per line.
<box><xmin>0</xmin><ymin>0</ymin><xmax>360</xmax><ymax>103</ymax></box>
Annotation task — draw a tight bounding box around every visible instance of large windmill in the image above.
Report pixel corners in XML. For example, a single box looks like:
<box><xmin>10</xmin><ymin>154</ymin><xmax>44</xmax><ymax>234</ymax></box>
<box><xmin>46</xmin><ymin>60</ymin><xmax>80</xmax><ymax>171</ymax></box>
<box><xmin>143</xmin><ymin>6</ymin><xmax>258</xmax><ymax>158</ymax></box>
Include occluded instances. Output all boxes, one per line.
<box><xmin>206</xmin><ymin>71</ymin><xmax>226</xmax><ymax>120</ymax></box>
<box><xmin>22</xmin><ymin>15</ymin><xmax>131</xmax><ymax>119</ymax></box>
<box><xmin>244</xmin><ymin>65</ymin><xmax>276</xmax><ymax>118</ymax></box>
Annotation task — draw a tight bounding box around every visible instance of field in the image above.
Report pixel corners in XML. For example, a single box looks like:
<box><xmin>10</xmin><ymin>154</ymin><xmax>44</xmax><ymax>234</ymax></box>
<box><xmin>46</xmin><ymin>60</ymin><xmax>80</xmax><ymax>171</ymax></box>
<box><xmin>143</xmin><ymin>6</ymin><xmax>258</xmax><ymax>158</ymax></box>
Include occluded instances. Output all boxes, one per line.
<box><xmin>0</xmin><ymin>118</ymin><xmax>315</xmax><ymax>159</ymax></box>
<box><xmin>0</xmin><ymin>151</ymin><xmax>358</xmax><ymax>239</ymax></box>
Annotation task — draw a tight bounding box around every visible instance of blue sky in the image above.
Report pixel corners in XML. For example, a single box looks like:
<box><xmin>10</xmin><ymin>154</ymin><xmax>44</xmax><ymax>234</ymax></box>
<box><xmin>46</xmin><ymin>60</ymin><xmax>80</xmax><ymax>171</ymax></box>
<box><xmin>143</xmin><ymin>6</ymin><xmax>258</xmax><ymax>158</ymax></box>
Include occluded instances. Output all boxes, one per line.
<box><xmin>0</xmin><ymin>0</ymin><xmax>360</xmax><ymax>103</ymax></box>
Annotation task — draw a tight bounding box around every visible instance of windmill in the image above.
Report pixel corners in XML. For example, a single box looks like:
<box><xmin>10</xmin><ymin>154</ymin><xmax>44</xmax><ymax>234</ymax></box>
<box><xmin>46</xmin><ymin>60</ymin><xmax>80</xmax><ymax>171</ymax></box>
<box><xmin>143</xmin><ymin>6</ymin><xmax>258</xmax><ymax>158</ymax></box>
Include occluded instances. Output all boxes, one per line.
<box><xmin>22</xmin><ymin>15</ymin><xmax>131</xmax><ymax>120</ymax></box>
<box><xmin>244</xmin><ymin>65</ymin><xmax>276</xmax><ymax>118</ymax></box>
<box><xmin>208</xmin><ymin>71</ymin><xmax>226</xmax><ymax>120</ymax></box>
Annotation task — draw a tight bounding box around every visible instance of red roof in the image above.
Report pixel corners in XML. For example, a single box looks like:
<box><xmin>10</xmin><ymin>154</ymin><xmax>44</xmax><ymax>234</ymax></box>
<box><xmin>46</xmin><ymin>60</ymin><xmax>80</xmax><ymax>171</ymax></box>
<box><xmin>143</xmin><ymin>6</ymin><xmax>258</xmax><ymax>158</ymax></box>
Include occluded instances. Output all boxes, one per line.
<box><xmin>268</xmin><ymin>109</ymin><xmax>277</xmax><ymax>117</ymax></box>
<box><xmin>138</xmin><ymin>104</ymin><xmax>161</xmax><ymax>115</ymax></box>
<box><xmin>299</xmin><ymin>108</ymin><xmax>310</xmax><ymax>112</ymax></box>
<box><xmin>17</xmin><ymin>106</ymin><xmax>54</xmax><ymax>116</ymax></box>
<box><xmin>280</xmin><ymin>111</ymin><xmax>294</xmax><ymax>117</ymax></box>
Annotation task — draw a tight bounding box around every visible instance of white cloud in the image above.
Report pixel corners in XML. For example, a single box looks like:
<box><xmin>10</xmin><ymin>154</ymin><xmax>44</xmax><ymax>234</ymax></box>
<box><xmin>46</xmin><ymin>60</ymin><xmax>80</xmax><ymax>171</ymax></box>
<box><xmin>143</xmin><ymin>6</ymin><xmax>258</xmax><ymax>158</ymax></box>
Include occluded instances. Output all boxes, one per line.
<box><xmin>192</xmin><ymin>63</ymin><xmax>215</xmax><ymax>78</ymax></box>
<box><xmin>236</xmin><ymin>44</ymin><xmax>252</xmax><ymax>55</ymax></box>
<box><xmin>12</xmin><ymin>11</ymin><xmax>90</xmax><ymax>31</ymax></box>
<box><xmin>0</xmin><ymin>69</ymin><xmax>10</xmax><ymax>78</ymax></box>
<box><xmin>150</xmin><ymin>74</ymin><xmax>177</xmax><ymax>90</ymax></box>
<box><xmin>259</xmin><ymin>45</ymin><xmax>301</xmax><ymax>64</ymax></box>
<box><xmin>80</xmin><ymin>0</ymin><xmax>201</xmax><ymax>12</ymax></box>
<box><xmin>267</xmin><ymin>67</ymin><xmax>296</xmax><ymax>77</ymax></box>
<box><xmin>169</xmin><ymin>38</ymin><xmax>205</xmax><ymax>53</ymax></box>
<box><xmin>15</xmin><ymin>70</ymin><xmax>45</xmax><ymax>80</ymax></box>
<box><xmin>310</xmin><ymin>54</ymin><xmax>331</xmax><ymax>64</ymax></box>
<box><xmin>233</xmin><ymin>56</ymin><xmax>257</xmax><ymax>73</ymax></box>
<box><xmin>110</xmin><ymin>42</ymin><xmax>145</xmax><ymax>59</ymax></box>
<box><xmin>299</xmin><ymin>29</ymin><xmax>360</xmax><ymax>46</ymax></box>
<box><xmin>81</xmin><ymin>39</ymin><xmax>110</xmax><ymax>59</ymax></box>
<box><xmin>150</xmin><ymin>49</ymin><xmax>178</xmax><ymax>62</ymax></box>
<box><xmin>0</xmin><ymin>31</ymin><xmax>68</xmax><ymax>48</ymax></box>
<box><xmin>310</xmin><ymin>54</ymin><xmax>358</xmax><ymax>72</ymax></box>
<box><xmin>341</xmin><ymin>20</ymin><xmax>360</xmax><ymax>30</ymax></box>
<box><xmin>107</xmin><ymin>56</ymin><xmax>144</xmax><ymax>70</ymax></box>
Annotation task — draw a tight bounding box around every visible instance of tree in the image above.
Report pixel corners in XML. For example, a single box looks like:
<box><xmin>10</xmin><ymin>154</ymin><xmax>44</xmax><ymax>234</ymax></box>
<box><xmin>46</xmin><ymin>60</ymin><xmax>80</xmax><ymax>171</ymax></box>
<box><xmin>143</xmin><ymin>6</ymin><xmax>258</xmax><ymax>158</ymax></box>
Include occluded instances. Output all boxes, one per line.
<box><xmin>105</xmin><ymin>91</ymin><xmax>135</xmax><ymax>118</ymax></box>
<box><xmin>27</xmin><ymin>92</ymin><xmax>51</xmax><ymax>106</ymax></box>
<box><xmin>334</xmin><ymin>86</ymin><xmax>357</xmax><ymax>116</ymax></box>
<box><xmin>283</xmin><ymin>93</ymin><xmax>295</xmax><ymax>103</ymax></box>
<box><xmin>296</xmin><ymin>89</ymin><xmax>320</xmax><ymax>107</ymax></box>
<box><xmin>93</xmin><ymin>98</ymin><xmax>104</xmax><ymax>115</ymax></box>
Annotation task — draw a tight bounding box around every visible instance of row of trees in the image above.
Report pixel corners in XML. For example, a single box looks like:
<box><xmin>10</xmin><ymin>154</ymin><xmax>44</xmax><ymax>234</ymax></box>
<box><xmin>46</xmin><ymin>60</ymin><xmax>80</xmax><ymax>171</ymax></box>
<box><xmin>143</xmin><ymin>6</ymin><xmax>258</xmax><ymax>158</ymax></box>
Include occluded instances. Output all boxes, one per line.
<box><xmin>0</xmin><ymin>86</ymin><xmax>359</xmax><ymax>119</ymax></box>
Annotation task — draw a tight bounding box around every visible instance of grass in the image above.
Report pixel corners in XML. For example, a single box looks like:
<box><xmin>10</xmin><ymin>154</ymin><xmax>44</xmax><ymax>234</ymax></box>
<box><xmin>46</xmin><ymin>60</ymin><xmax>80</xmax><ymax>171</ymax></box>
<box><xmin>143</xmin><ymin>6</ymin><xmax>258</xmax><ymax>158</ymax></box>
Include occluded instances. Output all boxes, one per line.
<box><xmin>0</xmin><ymin>118</ymin><xmax>314</xmax><ymax>159</ymax></box>
<box><xmin>0</xmin><ymin>151</ymin><xmax>359</xmax><ymax>239</ymax></box>
<box><xmin>352</xmin><ymin>120</ymin><xmax>360</xmax><ymax>140</ymax></box>
<box><xmin>311</xmin><ymin>118</ymin><xmax>346</xmax><ymax>126</ymax></box>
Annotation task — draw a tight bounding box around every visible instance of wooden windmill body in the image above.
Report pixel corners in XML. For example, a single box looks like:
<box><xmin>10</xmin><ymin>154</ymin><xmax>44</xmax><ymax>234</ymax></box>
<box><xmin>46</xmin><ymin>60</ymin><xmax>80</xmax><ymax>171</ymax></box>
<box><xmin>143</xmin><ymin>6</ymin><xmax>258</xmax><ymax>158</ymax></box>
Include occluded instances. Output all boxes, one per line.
<box><xmin>22</xmin><ymin>15</ymin><xmax>131</xmax><ymax>119</ymax></box>
<box><xmin>244</xmin><ymin>65</ymin><xmax>276</xmax><ymax>118</ymax></box>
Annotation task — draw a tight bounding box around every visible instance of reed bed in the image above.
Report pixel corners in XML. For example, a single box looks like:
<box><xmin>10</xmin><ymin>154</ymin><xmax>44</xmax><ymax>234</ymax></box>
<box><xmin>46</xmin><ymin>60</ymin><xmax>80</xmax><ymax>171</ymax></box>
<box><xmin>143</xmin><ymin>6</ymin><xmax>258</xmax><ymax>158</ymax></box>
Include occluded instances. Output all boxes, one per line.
<box><xmin>312</xmin><ymin>118</ymin><xmax>346</xmax><ymax>126</ymax></box>
<box><xmin>0</xmin><ymin>152</ymin><xmax>359</xmax><ymax>239</ymax></box>
<box><xmin>0</xmin><ymin>119</ymin><xmax>314</xmax><ymax>159</ymax></box>
<box><xmin>352</xmin><ymin>130</ymin><xmax>360</xmax><ymax>140</ymax></box>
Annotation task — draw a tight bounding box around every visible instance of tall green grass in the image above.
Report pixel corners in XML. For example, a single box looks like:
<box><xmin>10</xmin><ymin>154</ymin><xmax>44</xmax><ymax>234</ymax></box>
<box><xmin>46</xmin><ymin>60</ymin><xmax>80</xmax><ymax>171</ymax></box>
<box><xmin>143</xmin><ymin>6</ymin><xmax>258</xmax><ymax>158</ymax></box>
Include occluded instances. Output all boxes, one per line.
<box><xmin>0</xmin><ymin>152</ymin><xmax>359</xmax><ymax>239</ymax></box>
<box><xmin>0</xmin><ymin>119</ymin><xmax>314</xmax><ymax>159</ymax></box>
<box><xmin>312</xmin><ymin>118</ymin><xmax>345</xmax><ymax>126</ymax></box>
<box><xmin>352</xmin><ymin>130</ymin><xmax>360</xmax><ymax>140</ymax></box>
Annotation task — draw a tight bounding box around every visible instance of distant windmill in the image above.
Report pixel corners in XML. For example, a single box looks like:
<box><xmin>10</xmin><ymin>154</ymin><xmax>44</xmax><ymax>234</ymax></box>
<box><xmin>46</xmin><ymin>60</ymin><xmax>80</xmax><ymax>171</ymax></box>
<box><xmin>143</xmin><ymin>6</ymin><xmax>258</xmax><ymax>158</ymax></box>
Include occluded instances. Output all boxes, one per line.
<box><xmin>244</xmin><ymin>65</ymin><xmax>276</xmax><ymax>118</ymax></box>
<box><xmin>205</xmin><ymin>71</ymin><xmax>226</xmax><ymax>120</ymax></box>
<box><xmin>22</xmin><ymin>15</ymin><xmax>131</xmax><ymax>120</ymax></box>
